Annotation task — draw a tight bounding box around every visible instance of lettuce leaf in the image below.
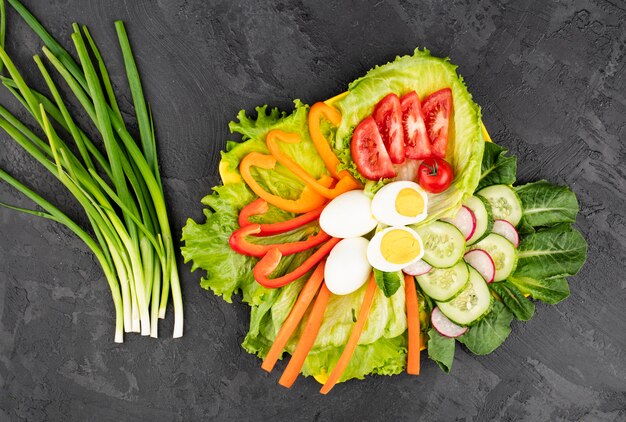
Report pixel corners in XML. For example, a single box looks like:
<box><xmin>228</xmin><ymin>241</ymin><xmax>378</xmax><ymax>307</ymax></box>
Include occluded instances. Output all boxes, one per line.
<box><xmin>508</xmin><ymin>275</ymin><xmax>571</xmax><ymax>305</ymax></box>
<box><xmin>514</xmin><ymin>230</ymin><xmax>587</xmax><ymax>280</ymax></box>
<box><xmin>458</xmin><ymin>301</ymin><xmax>513</xmax><ymax>355</ymax></box>
<box><xmin>515</xmin><ymin>180</ymin><xmax>579</xmax><ymax>227</ymax></box>
<box><xmin>427</xmin><ymin>328</ymin><xmax>455</xmax><ymax>373</ymax></box>
<box><xmin>490</xmin><ymin>281</ymin><xmax>535</xmax><ymax>321</ymax></box>
<box><xmin>333</xmin><ymin>48</ymin><xmax>484</xmax><ymax>223</ymax></box>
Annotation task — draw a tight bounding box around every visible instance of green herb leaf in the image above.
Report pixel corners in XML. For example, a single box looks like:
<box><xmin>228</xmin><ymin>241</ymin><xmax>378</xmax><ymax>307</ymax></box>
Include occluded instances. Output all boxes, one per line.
<box><xmin>515</xmin><ymin>180</ymin><xmax>579</xmax><ymax>227</ymax></box>
<box><xmin>373</xmin><ymin>269</ymin><xmax>403</xmax><ymax>297</ymax></box>
<box><xmin>476</xmin><ymin>142</ymin><xmax>517</xmax><ymax>190</ymax></box>
<box><xmin>508</xmin><ymin>275</ymin><xmax>570</xmax><ymax>305</ymax></box>
<box><xmin>490</xmin><ymin>281</ymin><xmax>535</xmax><ymax>321</ymax></box>
<box><xmin>458</xmin><ymin>301</ymin><xmax>513</xmax><ymax>355</ymax></box>
<box><xmin>427</xmin><ymin>328</ymin><xmax>455</xmax><ymax>373</ymax></box>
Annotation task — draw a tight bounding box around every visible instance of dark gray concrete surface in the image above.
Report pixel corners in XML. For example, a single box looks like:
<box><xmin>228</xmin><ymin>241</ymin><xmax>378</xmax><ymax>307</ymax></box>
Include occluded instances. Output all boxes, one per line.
<box><xmin>1</xmin><ymin>0</ymin><xmax>625</xmax><ymax>420</ymax></box>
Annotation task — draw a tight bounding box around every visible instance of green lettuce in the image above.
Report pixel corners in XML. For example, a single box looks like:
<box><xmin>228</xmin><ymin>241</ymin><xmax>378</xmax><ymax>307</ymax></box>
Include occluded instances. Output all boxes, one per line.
<box><xmin>333</xmin><ymin>48</ymin><xmax>484</xmax><ymax>223</ymax></box>
<box><xmin>458</xmin><ymin>301</ymin><xmax>513</xmax><ymax>355</ymax></box>
<box><xmin>514</xmin><ymin>230</ymin><xmax>587</xmax><ymax>280</ymax></box>
<box><xmin>508</xmin><ymin>275</ymin><xmax>570</xmax><ymax>305</ymax></box>
<box><xmin>427</xmin><ymin>328</ymin><xmax>455</xmax><ymax>373</ymax></box>
<box><xmin>476</xmin><ymin>142</ymin><xmax>517</xmax><ymax>190</ymax></box>
<box><xmin>515</xmin><ymin>180</ymin><xmax>579</xmax><ymax>227</ymax></box>
<box><xmin>489</xmin><ymin>281</ymin><xmax>535</xmax><ymax>321</ymax></box>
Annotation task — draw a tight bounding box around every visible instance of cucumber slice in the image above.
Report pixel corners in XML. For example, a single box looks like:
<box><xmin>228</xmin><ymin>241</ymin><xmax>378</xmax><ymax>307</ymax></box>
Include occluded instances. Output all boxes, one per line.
<box><xmin>415</xmin><ymin>221</ymin><xmax>466</xmax><ymax>268</ymax></box>
<box><xmin>437</xmin><ymin>266</ymin><xmax>493</xmax><ymax>326</ymax></box>
<box><xmin>476</xmin><ymin>185</ymin><xmax>523</xmax><ymax>227</ymax></box>
<box><xmin>464</xmin><ymin>195</ymin><xmax>493</xmax><ymax>245</ymax></box>
<box><xmin>416</xmin><ymin>261</ymin><xmax>469</xmax><ymax>302</ymax></box>
<box><xmin>468</xmin><ymin>233</ymin><xmax>518</xmax><ymax>281</ymax></box>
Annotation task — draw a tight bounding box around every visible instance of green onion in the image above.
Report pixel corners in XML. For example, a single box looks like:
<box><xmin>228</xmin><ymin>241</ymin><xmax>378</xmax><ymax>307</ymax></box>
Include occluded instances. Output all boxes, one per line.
<box><xmin>0</xmin><ymin>0</ymin><xmax>183</xmax><ymax>342</ymax></box>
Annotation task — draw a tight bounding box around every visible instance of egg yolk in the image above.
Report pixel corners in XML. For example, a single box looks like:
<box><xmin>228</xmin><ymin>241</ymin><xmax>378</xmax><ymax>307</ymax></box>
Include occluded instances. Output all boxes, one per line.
<box><xmin>395</xmin><ymin>188</ymin><xmax>425</xmax><ymax>217</ymax></box>
<box><xmin>380</xmin><ymin>229</ymin><xmax>422</xmax><ymax>264</ymax></box>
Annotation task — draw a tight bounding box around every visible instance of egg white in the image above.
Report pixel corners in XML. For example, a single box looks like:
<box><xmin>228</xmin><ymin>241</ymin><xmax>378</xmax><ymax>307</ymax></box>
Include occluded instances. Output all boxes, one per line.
<box><xmin>319</xmin><ymin>190</ymin><xmax>378</xmax><ymax>238</ymax></box>
<box><xmin>324</xmin><ymin>237</ymin><xmax>372</xmax><ymax>295</ymax></box>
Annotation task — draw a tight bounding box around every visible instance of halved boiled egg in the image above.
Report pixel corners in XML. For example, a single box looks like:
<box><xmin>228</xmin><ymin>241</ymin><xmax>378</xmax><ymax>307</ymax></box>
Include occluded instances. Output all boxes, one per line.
<box><xmin>371</xmin><ymin>181</ymin><xmax>428</xmax><ymax>226</ymax></box>
<box><xmin>319</xmin><ymin>190</ymin><xmax>378</xmax><ymax>238</ymax></box>
<box><xmin>324</xmin><ymin>237</ymin><xmax>372</xmax><ymax>295</ymax></box>
<box><xmin>367</xmin><ymin>226</ymin><xmax>424</xmax><ymax>272</ymax></box>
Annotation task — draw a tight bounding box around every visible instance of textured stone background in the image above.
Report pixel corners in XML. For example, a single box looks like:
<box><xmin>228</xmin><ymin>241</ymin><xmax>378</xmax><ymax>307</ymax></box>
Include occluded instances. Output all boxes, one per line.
<box><xmin>1</xmin><ymin>0</ymin><xmax>625</xmax><ymax>420</ymax></box>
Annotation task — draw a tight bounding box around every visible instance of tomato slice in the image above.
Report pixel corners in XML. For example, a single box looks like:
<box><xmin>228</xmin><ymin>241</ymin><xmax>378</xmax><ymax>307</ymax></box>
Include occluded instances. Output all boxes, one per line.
<box><xmin>400</xmin><ymin>91</ymin><xmax>431</xmax><ymax>159</ymax></box>
<box><xmin>351</xmin><ymin>116</ymin><xmax>396</xmax><ymax>180</ymax></box>
<box><xmin>373</xmin><ymin>93</ymin><xmax>405</xmax><ymax>164</ymax></box>
<box><xmin>422</xmin><ymin>88</ymin><xmax>453</xmax><ymax>159</ymax></box>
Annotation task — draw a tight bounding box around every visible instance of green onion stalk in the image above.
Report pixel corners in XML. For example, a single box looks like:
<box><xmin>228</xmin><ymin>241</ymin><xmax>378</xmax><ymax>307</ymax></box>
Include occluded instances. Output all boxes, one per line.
<box><xmin>0</xmin><ymin>0</ymin><xmax>183</xmax><ymax>342</ymax></box>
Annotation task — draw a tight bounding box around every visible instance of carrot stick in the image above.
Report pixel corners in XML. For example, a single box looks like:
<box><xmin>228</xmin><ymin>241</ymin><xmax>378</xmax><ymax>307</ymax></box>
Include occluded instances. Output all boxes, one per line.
<box><xmin>404</xmin><ymin>274</ymin><xmax>421</xmax><ymax>375</ymax></box>
<box><xmin>278</xmin><ymin>284</ymin><xmax>332</xmax><ymax>388</ymax></box>
<box><xmin>262</xmin><ymin>262</ymin><xmax>326</xmax><ymax>372</ymax></box>
<box><xmin>320</xmin><ymin>274</ymin><xmax>377</xmax><ymax>394</ymax></box>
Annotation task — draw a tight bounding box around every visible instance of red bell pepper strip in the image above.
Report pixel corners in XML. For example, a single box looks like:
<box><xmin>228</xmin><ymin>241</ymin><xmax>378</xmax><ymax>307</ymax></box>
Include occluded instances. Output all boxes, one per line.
<box><xmin>253</xmin><ymin>237</ymin><xmax>340</xmax><ymax>289</ymax></box>
<box><xmin>238</xmin><ymin>198</ymin><xmax>325</xmax><ymax>236</ymax></box>
<box><xmin>229</xmin><ymin>224</ymin><xmax>331</xmax><ymax>258</ymax></box>
<box><xmin>238</xmin><ymin>198</ymin><xmax>268</xmax><ymax>228</ymax></box>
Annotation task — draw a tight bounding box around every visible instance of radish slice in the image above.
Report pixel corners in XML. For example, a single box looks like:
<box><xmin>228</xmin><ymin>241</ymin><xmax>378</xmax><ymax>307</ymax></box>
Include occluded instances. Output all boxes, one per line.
<box><xmin>441</xmin><ymin>206</ymin><xmax>476</xmax><ymax>241</ymax></box>
<box><xmin>431</xmin><ymin>307</ymin><xmax>468</xmax><ymax>338</ymax></box>
<box><xmin>403</xmin><ymin>259</ymin><xmax>432</xmax><ymax>276</ymax></box>
<box><xmin>463</xmin><ymin>249</ymin><xmax>495</xmax><ymax>283</ymax></box>
<box><xmin>492</xmin><ymin>219</ymin><xmax>520</xmax><ymax>247</ymax></box>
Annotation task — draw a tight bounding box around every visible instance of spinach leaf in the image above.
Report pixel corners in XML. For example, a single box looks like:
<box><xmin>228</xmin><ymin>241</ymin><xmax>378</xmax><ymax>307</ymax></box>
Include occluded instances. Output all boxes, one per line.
<box><xmin>490</xmin><ymin>281</ymin><xmax>535</xmax><ymax>321</ymax></box>
<box><xmin>427</xmin><ymin>328</ymin><xmax>455</xmax><ymax>373</ymax></box>
<box><xmin>514</xmin><ymin>229</ymin><xmax>587</xmax><ymax>280</ymax></box>
<box><xmin>458</xmin><ymin>301</ymin><xmax>513</xmax><ymax>355</ymax></box>
<box><xmin>515</xmin><ymin>180</ymin><xmax>579</xmax><ymax>227</ymax></box>
<box><xmin>476</xmin><ymin>142</ymin><xmax>517</xmax><ymax>190</ymax></box>
<box><xmin>373</xmin><ymin>269</ymin><xmax>403</xmax><ymax>297</ymax></box>
<box><xmin>508</xmin><ymin>275</ymin><xmax>570</xmax><ymax>304</ymax></box>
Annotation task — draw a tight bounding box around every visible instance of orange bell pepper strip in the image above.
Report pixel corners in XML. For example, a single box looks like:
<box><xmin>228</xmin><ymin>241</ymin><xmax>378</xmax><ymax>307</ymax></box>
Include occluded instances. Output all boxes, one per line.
<box><xmin>262</xmin><ymin>261</ymin><xmax>326</xmax><ymax>373</ymax></box>
<box><xmin>253</xmin><ymin>237</ymin><xmax>340</xmax><ymax>289</ymax></box>
<box><xmin>229</xmin><ymin>224</ymin><xmax>331</xmax><ymax>258</ymax></box>
<box><xmin>404</xmin><ymin>274</ymin><xmax>421</xmax><ymax>375</ymax></box>
<box><xmin>308</xmin><ymin>102</ymin><xmax>344</xmax><ymax>178</ymax></box>
<box><xmin>238</xmin><ymin>198</ymin><xmax>325</xmax><ymax>236</ymax></box>
<box><xmin>279</xmin><ymin>284</ymin><xmax>332</xmax><ymax>388</ymax></box>
<box><xmin>320</xmin><ymin>273</ymin><xmax>377</xmax><ymax>394</ymax></box>
<box><xmin>239</xmin><ymin>152</ymin><xmax>332</xmax><ymax>213</ymax></box>
<box><xmin>266</xmin><ymin>130</ymin><xmax>360</xmax><ymax>199</ymax></box>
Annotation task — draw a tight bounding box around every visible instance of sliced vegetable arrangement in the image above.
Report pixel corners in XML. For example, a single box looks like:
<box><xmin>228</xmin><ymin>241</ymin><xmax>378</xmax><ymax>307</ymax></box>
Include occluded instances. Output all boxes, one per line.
<box><xmin>0</xmin><ymin>0</ymin><xmax>182</xmax><ymax>341</ymax></box>
<box><xmin>183</xmin><ymin>49</ymin><xmax>587</xmax><ymax>391</ymax></box>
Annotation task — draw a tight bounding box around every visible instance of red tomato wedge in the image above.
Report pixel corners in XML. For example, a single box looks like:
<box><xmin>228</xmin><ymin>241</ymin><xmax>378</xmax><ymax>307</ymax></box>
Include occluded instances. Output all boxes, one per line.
<box><xmin>422</xmin><ymin>88</ymin><xmax>453</xmax><ymax>158</ymax></box>
<box><xmin>372</xmin><ymin>93</ymin><xmax>405</xmax><ymax>164</ymax></box>
<box><xmin>400</xmin><ymin>91</ymin><xmax>432</xmax><ymax>159</ymax></box>
<box><xmin>351</xmin><ymin>116</ymin><xmax>396</xmax><ymax>180</ymax></box>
